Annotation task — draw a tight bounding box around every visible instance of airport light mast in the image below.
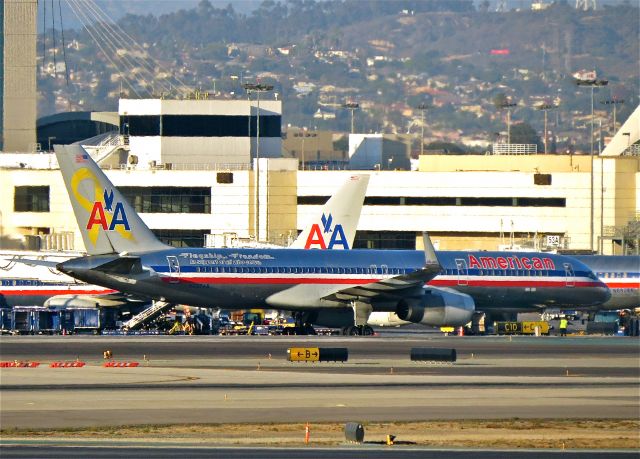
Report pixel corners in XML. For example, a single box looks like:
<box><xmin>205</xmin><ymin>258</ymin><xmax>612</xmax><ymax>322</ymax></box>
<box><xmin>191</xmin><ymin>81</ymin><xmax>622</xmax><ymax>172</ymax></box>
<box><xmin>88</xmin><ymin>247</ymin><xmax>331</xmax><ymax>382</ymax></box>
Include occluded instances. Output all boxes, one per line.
<box><xmin>244</xmin><ymin>83</ymin><xmax>274</xmax><ymax>242</ymax></box>
<box><xmin>342</xmin><ymin>102</ymin><xmax>359</xmax><ymax>134</ymax></box>
<box><xmin>600</xmin><ymin>98</ymin><xmax>624</xmax><ymax>134</ymax></box>
<box><xmin>575</xmin><ymin>77</ymin><xmax>608</xmax><ymax>252</ymax></box>
<box><xmin>497</xmin><ymin>101</ymin><xmax>517</xmax><ymax>145</ymax></box>
<box><xmin>536</xmin><ymin>103</ymin><xmax>557</xmax><ymax>155</ymax></box>
<box><xmin>416</xmin><ymin>103</ymin><xmax>430</xmax><ymax>156</ymax></box>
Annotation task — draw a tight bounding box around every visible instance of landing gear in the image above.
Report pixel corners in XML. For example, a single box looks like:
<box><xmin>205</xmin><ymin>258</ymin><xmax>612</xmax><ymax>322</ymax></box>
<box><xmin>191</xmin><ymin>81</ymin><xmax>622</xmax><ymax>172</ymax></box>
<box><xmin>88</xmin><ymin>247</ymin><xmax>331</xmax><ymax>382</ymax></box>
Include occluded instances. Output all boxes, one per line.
<box><xmin>341</xmin><ymin>325</ymin><xmax>374</xmax><ymax>336</ymax></box>
<box><xmin>292</xmin><ymin>312</ymin><xmax>316</xmax><ymax>335</ymax></box>
<box><xmin>342</xmin><ymin>301</ymin><xmax>374</xmax><ymax>336</ymax></box>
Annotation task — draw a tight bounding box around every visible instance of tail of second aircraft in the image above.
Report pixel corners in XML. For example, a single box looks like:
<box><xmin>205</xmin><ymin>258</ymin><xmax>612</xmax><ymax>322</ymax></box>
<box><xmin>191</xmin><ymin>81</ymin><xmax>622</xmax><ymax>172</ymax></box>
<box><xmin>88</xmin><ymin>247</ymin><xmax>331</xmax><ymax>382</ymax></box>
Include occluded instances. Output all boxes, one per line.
<box><xmin>290</xmin><ymin>174</ymin><xmax>370</xmax><ymax>250</ymax></box>
<box><xmin>54</xmin><ymin>145</ymin><xmax>168</xmax><ymax>255</ymax></box>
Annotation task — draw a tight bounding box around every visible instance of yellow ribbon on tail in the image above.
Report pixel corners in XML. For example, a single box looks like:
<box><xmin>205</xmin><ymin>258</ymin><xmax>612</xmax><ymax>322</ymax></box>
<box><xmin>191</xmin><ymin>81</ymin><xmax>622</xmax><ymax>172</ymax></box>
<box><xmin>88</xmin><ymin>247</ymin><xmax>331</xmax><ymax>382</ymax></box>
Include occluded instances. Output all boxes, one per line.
<box><xmin>71</xmin><ymin>168</ymin><xmax>135</xmax><ymax>247</ymax></box>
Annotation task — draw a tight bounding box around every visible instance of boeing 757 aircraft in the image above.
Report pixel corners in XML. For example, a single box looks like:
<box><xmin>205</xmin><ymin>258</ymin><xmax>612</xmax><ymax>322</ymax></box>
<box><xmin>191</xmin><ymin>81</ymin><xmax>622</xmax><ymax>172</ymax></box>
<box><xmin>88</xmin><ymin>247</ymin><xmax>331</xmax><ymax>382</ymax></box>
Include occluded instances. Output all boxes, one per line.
<box><xmin>51</xmin><ymin>145</ymin><xmax>609</xmax><ymax>335</ymax></box>
<box><xmin>573</xmin><ymin>255</ymin><xmax>640</xmax><ymax>310</ymax></box>
<box><xmin>1</xmin><ymin>165</ymin><xmax>369</xmax><ymax>312</ymax></box>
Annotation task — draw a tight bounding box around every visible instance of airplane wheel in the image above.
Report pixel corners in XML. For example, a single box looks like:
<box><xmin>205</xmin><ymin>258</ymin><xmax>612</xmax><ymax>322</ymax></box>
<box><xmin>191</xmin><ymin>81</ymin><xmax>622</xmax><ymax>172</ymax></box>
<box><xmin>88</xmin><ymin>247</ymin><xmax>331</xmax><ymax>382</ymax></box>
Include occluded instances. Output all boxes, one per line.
<box><xmin>362</xmin><ymin>325</ymin><xmax>374</xmax><ymax>336</ymax></box>
<box><xmin>347</xmin><ymin>326</ymin><xmax>360</xmax><ymax>336</ymax></box>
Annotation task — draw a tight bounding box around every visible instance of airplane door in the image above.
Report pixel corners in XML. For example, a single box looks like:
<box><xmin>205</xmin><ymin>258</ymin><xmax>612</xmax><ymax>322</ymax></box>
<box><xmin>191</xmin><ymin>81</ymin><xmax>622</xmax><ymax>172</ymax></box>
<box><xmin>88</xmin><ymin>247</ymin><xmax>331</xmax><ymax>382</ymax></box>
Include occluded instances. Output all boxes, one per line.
<box><xmin>564</xmin><ymin>263</ymin><xmax>575</xmax><ymax>287</ymax></box>
<box><xmin>455</xmin><ymin>259</ymin><xmax>468</xmax><ymax>286</ymax></box>
<box><xmin>167</xmin><ymin>256</ymin><xmax>180</xmax><ymax>284</ymax></box>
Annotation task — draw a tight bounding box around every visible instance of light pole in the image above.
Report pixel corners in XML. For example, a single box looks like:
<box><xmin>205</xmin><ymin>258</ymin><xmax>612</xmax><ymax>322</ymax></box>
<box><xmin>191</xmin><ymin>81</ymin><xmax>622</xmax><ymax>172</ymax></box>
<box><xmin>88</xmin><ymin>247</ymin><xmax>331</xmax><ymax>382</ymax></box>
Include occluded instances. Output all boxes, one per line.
<box><xmin>342</xmin><ymin>102</ymin><xmax>359</xmax><ymax>134</ymax></box>
<box><xmin>576</xmin><ymin>77</ymin><xmax>608</xmax><ymax>252</ymax></box>
<box><xmin>243</xmin><ymin>83</ymin><xmax>273</xmax><ymax>242</ymax></box>
<box><xmin>300</xmin><ymin>127</ymin><xmax>307</xmax><ymax>171</ymax></box>
<box><xmin>536</xmin><ymin>103</ymin><xmax>557</xmax><ymax>154</ymax></box>
<box><xmin>600</xmin><ymin>98</ymin><xmax>624</xmax><ymax>133</ymax></box>
<box><xmin>497</xmin><ymin>101</ymin><xmax>517</xmax><ymax>145</ymax></box>
<box><xmin>416</xmin><ymin>103</ymin><xmax>429</xmax><ymax>156</ymax></box>
<box><xmin>48</xmin><ymin>136</ymin><xmax>57</xmax><ymax>151</ymax></box>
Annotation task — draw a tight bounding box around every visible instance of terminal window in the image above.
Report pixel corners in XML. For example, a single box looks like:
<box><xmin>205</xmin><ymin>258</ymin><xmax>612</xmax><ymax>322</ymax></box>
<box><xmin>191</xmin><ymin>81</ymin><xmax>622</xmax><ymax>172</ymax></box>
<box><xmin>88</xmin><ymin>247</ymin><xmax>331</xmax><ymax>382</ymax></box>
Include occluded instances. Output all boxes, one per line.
<box><xmin>120</xmin><ymin>187</ymin><xmax>211</xmax><ymax>214</ymax></box>
<box><xmin>153</xmin><ymin>229</ymin><xmax>209</xmax><ymax>248</ymax></box>
<box><xmin>14</xmin><ymin>186</ymin><xmax>50</xmax><ymax>212</ymax></box>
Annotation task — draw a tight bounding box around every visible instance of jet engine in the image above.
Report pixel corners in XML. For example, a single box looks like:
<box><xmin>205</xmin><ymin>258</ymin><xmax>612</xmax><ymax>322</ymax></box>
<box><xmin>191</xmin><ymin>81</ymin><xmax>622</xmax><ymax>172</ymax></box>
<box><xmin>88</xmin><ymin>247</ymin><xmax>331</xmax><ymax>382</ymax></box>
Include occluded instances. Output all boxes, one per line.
<box><xmin>396</xmin><ymin>287</ymin><xmax>475</xmax><ymax>326</ymax></box>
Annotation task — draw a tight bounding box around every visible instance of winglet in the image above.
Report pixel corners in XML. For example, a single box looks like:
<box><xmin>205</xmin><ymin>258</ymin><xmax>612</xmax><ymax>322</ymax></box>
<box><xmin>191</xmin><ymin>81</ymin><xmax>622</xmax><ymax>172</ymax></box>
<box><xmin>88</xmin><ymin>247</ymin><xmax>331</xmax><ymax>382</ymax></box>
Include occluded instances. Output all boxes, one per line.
<box><xmin>422</xmin><ymin>232</ymin><xmax>440</xmax><ymax>268</ymax></box>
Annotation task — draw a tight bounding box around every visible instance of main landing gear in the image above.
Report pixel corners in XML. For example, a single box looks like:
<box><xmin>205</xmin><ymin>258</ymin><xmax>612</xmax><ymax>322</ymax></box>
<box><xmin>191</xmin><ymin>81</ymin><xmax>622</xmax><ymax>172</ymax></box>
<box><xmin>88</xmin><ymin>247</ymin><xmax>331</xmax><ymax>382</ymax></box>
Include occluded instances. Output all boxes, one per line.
<box><xmin>341</xmin><ymin>325</ymin><xmax>374</xmax><ymax>336</ymax></box>
<box><xmin>288</xmin><ymin>312</ymin><xmax>317</xmax><ymax>335</ymax></box>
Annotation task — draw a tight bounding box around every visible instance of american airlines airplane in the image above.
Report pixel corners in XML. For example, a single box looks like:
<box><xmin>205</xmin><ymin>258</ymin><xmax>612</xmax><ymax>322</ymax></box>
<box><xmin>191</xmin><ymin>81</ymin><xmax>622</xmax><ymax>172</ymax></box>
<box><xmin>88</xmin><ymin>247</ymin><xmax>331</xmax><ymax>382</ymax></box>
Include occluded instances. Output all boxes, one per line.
<box><xmin>573</xmin><ymin>255</ymin><xmax>640</xmax><ymax>310</ymax></box>
<box><xmin>0</xmin><ymin>167</ymin><xmax>369</xmax><ymax>311</ymax></box>
<box><xmin>47</xmin><ymin>145</ymin><xmax>610</xmax><ymax>335</ymax></box>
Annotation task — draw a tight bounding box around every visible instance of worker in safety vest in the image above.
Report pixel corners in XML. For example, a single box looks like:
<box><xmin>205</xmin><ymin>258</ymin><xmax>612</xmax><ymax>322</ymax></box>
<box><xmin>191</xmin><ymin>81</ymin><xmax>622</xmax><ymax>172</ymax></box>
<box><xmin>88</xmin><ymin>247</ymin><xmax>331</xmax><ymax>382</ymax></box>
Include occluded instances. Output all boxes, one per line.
<box><xmin>559</xmin><ymin>317</ymin><xmax>569</xmax><ymax>337</ymax></box>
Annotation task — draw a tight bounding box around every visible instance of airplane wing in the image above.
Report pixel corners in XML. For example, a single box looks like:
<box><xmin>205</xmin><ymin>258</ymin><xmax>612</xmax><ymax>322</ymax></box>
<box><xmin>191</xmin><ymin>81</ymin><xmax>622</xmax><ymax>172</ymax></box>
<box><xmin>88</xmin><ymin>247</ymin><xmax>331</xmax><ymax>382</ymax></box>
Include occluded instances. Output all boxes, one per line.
<box><xmin>323</xmin><ymin>233</ymin><xmax>441</xmax><ymax>303</ymax></box>
<box><xmin>9</xmin><ymin>257</ymin><xmax>60</xmax><ymax>268</ymax></box>
<box><xmin>323</xmin><ymin>263</ymin><xmax>440</xmax><ymax>303</ymax></box>
<box><xmin>266</xmin><ymin>233</ymin><xmax>441</xmax><ymax>308</ymax></box>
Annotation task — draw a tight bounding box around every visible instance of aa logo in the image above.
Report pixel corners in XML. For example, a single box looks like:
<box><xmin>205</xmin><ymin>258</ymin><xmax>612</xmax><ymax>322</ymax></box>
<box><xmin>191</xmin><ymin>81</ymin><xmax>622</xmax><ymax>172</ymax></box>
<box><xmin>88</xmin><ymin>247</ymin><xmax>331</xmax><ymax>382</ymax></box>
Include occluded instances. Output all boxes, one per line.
<box><xmin>71</xmin><ymin>167</ymin><xmax>134</xmax><ymax>246</ymax></box>
<box><xmin>86</xmin><ymin>188</ymin><xmax>131</xmax><ymax>231</ymax></box>
<box><xmin>304</xmin><ymin>213</ymin><xmax>349</xmax><ymax>249</ymax></box>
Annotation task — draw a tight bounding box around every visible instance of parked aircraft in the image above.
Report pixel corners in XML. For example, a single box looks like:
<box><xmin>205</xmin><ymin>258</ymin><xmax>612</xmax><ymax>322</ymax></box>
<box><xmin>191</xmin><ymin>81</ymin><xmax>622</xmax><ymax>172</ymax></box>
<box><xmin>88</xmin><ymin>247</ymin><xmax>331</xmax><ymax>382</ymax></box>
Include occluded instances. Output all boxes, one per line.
<box><xmin>49</xmin><ymin>145</ymin><xmax>610</xmax><ymax>335</ymax></box>
<box><xmin>0</xmin><ymin>152</ymin><xmax>368</xmax><ymax>311</ymax></box>
<box><xmin>573</xmin><ymin>255</ymin><xmax>640</xmax><ymax>310</ymax></box>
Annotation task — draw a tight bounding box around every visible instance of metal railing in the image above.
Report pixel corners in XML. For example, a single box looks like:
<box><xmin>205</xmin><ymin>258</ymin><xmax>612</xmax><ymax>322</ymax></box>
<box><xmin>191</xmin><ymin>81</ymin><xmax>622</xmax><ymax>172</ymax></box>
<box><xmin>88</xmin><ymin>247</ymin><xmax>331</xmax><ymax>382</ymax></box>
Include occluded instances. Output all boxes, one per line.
<box><xmin>492</xmin><ymin>144</ymin><xmax>538</xmax><ymax>155</ymax></box>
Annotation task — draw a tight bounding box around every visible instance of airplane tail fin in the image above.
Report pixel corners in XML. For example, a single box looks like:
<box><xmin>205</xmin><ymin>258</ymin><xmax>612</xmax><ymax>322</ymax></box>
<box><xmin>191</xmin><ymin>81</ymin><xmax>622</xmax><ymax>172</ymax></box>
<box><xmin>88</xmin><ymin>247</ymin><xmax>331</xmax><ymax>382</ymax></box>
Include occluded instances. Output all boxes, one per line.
<box><xmin>290</xmin><ymin>174</ymin><xmax>370</xmax><ymax>250</ymax></box>
<box><xmin>54</xmin><ymin>145</ymin><xmax>168</xmax><ymax>255</ymax></box>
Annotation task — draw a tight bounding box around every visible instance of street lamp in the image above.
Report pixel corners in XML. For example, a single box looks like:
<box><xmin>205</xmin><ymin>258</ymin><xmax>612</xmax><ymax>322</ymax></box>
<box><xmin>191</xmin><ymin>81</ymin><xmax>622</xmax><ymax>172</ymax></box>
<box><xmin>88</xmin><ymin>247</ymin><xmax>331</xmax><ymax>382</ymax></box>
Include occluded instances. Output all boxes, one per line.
<box><xmin>48</xmin><ymin>136</ymin><xmax>57</xmax><ymax>151</ymax></box>
<box><xmin>536</xmin><ymin>103</ymin><xmax>557</xmax><ymax>154</ymax></box>
<box><xmin>301</xmin><ymin>127</ymin><xmax>307</xmax><ymax>170</ymax></box>
<box><xmin>600</xmin><ymin>98</ymin><xmax>624</xmax><ymax>133</ymax></box>
<box><xmin>243</xmin><ymin>83</ymin><xmax>274</xmax><ymax>242</ymax></box>
<box><xmin>342</xmin><ymin>102</ymin><xmax>359</xmax><ymax>134</ymax></box>
<box><xmin>416</xmin><ymin>103</ymin><xmax>430</xmax><ymax>156</ymax></box>
<box><xmin>497</xmin><ymin>101</ymin><xmax>517</xmax><ymax>145</ymax></box>
<box><xmin>576</xmin><ymin>77</ymin><xmax>608</xmax><ymax>252</ymax></box>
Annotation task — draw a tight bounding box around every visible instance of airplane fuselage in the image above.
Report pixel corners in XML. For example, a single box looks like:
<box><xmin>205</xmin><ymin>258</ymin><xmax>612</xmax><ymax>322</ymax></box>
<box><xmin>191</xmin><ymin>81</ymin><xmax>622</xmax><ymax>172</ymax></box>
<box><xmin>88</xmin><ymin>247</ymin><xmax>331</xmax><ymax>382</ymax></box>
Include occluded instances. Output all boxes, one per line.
<box><xmin>59</xmin><ymin>248</ymin><xmax>609</xmax><ymax>314</ymax></box>
<box><xmin>573</xmin><ymin>255</ymin><xmax>640</xmax><ymax>310</ymax></box>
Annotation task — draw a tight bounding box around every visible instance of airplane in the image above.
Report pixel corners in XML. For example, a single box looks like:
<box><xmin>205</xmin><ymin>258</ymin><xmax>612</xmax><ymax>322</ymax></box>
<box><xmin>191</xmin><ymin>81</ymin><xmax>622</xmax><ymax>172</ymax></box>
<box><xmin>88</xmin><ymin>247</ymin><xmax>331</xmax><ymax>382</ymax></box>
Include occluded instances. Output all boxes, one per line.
<box><xmin>0</xmin><ymin>156</ymin><xmax>368</xmax><ymax>323</ymax></box>
<box><xmin>0</xmin><ymin>250</ymin><xmax>118</xmax><ymax>308</ymax></box>
<box><xmin>572</xmin><ymin>255</ymin><xmax>640</xmax><ymax>310</ymax></box>
<box><xmin>49</xmin><ymin>145</ymin><xmax>610</xmax><ymax>335</ymax></box>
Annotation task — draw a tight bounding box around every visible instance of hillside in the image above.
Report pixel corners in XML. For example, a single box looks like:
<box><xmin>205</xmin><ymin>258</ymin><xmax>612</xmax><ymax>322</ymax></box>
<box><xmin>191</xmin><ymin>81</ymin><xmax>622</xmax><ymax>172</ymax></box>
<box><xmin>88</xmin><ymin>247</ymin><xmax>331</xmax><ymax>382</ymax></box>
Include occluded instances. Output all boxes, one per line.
<box><xmin>37</xmin><ymin>0</ymin><xmax>639</xmax><ymax>151</ymax></box>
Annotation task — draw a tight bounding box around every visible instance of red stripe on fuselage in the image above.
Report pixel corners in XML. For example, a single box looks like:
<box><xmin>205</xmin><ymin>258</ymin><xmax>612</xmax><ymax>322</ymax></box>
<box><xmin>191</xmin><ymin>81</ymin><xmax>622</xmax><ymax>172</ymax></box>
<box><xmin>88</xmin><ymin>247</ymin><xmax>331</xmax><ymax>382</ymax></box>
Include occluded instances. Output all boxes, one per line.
<box><xmin>2</xmin><ymin>289</ymin><xmax>116</xmax><ymax>296</ymax></box>
<box><xmin>162</xmin><ymin>277</ymin><xmax>377</xmax><ymax>285</ymax></box>
<box><xmin>161</xmin><ymin>276</ymin><xmax>603</xmax><ymax>288</ymax></box>
<box><xmin>602</xmin><ymin>281</ymin><xmax>640</xmax><ymax>289</ymax></box>
<box><xmin>429</xmin><ymin>279</ymin><xmax>604</xmax><ymax>288</ymax></box>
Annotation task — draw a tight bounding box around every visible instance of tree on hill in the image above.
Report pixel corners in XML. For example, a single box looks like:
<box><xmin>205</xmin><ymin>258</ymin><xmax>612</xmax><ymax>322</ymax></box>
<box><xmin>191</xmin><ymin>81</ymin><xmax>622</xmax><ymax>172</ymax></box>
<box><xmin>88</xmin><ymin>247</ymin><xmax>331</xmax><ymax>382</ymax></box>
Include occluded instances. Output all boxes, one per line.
<box><xmin>510</xmin><ymin>122</ymin><xmax>542</xmax><ymax>151</ymax></box>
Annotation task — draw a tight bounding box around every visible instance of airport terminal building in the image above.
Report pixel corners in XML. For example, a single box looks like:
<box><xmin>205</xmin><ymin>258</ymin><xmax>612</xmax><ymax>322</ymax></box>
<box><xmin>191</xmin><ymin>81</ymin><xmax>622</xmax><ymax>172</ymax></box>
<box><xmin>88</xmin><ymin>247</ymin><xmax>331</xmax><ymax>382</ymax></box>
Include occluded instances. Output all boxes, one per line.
<box><xmin>1</xmin><ymin>144</ymin><xmax>638</xmax><ymax>255</ymax></box>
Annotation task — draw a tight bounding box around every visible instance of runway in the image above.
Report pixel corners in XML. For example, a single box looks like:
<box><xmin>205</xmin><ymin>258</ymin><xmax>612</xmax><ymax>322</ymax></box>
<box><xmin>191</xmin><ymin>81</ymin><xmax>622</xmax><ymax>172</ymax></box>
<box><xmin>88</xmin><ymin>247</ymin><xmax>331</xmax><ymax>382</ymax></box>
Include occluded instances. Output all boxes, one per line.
<box><xmin>1</xmin><ymin>445</ymin><xmax>637</xmax><ymax>459</ymax></box>
<box><xmin>1</xmin><ymin>334</ymin><xmax>638</xmax><ymax>431</ymax></box>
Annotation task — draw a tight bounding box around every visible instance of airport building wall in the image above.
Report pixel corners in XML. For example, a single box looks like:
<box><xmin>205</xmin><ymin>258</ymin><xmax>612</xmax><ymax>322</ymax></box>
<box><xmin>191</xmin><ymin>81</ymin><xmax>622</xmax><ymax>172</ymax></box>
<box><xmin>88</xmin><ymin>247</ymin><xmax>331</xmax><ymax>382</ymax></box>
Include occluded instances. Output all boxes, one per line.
<box><xmin>0</xmin><ymin>154</ymin><xmax>638</xmax><ymax>254</ymax></box>
<box><xmin>0</xmin><ymin>157</ymin><xmax>298</xmax><ymax>250</ymax></box>
<box><xmin>119</xmin><ymin>99</ymin><xmax>282</xmax><ymax>168</ymax></box>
